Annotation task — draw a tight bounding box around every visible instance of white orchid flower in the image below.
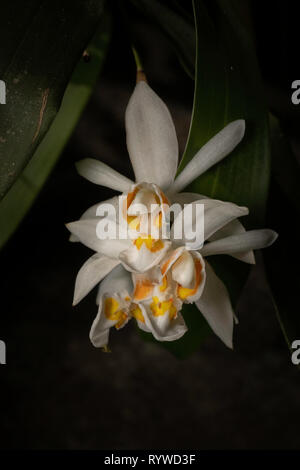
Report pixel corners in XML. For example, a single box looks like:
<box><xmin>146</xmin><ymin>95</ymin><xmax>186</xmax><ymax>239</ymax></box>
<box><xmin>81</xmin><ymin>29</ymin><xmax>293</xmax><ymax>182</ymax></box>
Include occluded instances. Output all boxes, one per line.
<box><xmin>66</xmin><ymin>78</ymin><xmax>277</xmax><ymax>350</ymax></box>
<box><xmin>89</xmin><ymin>264</ymin><xmax>187</xmax><ymax>348</ymax></box>
<box><xmin>67</xmin><ymin>79</ymin><xmax>246</xmax><ymax>272</ymax></box>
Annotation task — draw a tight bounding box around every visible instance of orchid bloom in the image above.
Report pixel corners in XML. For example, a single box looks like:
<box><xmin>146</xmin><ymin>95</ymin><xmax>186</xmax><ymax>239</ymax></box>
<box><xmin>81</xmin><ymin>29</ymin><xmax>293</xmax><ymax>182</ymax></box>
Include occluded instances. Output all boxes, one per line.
<box><xmin>68</xmin><ymin>79</ymin><xmax>246</xmax><ymax>273</ymax></box>
<box><xmin>66</xmin><ymin>79</ymin><xmax>277</xmax><ymax>350</ymax></box>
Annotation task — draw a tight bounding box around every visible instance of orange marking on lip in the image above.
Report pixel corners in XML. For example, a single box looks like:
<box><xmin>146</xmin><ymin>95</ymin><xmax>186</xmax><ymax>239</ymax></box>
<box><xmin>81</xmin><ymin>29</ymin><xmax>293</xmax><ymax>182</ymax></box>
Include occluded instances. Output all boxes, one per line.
<box><xmin>123</xmin><ymin>187</ymin><xmax>139</xmax><ymax>223</ymax></box>
<box><xmin>127</xmin><ymin>187</ymin><xmax>139</xmax><ymax>209</ymax></box>
<box><xmin>131</xmin><ymin>304</ymin><xmax>145</xmax><ymax>323</ymax></box>
<box><xmin>161</xmin><ymin>249</ymin><xmax>181</xmax><ymax>275</ymax></box>
<box><xmin>150</xmin><ymin>296</ymin><xmax>176</xmax><ymax>320</ymax></box>
<box><xmin>159</xmin><ymin>275</ymin><xmax>168</xmax><ymax>292</ymax></box>
<box><xmin>134</xmin><ymin>235</ymin><xmax>164</xmax><ymax>253</ymax></box>
<box><xmin>104</xmin><ymin>297</ymin><xmax>128</xmax><ymax>329</ymax></box>
<box><xmin>177</xmin><ymin>259</ymin><xmax>203</xmax><ymax>300</ymax></box>
<box><xmin>133</xmin><ymin>279</ymin><xmax>154</xmax><ymax>301</ymax></box>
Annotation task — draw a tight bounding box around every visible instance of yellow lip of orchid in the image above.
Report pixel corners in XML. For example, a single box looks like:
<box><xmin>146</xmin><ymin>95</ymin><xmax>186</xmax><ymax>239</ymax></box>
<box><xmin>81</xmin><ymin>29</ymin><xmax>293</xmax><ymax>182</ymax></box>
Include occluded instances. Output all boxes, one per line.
<box><xmin>150</xmin><ymin>296</ymin><xmax>177</xmax><ymax>320</ymax></box>
<box><xmin>104</xmin><ymin>297</ymin><xmax>128</xmax><ymax>330</ymax></box>
<box><xmin>134</xmin><ymin>235</ymin><xmax>164</xmax><ymax>253</ymax></box>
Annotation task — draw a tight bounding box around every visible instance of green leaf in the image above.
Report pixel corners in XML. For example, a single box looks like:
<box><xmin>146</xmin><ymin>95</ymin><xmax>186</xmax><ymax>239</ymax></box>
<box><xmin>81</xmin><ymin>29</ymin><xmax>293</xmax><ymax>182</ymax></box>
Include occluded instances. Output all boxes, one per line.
<box><xmin>179</xmin><ymin>0</ymin><xmax>270</xmax><ymax>224</ymax></box>
<box><xmin>0</xmin><ymin>0</ymin><xmax>106</xmax><ymax>200</ymax></box>
<box><xmin>170</xmin><ymin>0</ymin><xmax>270</xmax><ymax>356</ymax></box>
<box><xmin>0</xmin><ymin>12</ymin><xmax>111</xmax><ymax>250</ymax></box>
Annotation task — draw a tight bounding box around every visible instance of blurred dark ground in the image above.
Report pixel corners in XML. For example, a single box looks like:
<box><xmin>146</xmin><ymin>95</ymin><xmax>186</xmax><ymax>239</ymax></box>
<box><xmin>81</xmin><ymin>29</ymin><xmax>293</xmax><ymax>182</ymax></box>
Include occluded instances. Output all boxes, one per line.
<box><xmin>0</xmin><ymin>1</ymin><xmax>300</xmax><ymax>450</ymax></box>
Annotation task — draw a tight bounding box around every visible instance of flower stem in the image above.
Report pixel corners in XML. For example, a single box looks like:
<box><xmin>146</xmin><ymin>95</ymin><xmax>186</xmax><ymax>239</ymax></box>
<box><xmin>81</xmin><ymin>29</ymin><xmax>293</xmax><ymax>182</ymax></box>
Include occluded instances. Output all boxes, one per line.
<box><xmin>132</xmin><ymin>46</ymin><xmax>147</xmax><ymax>83</ymax></box>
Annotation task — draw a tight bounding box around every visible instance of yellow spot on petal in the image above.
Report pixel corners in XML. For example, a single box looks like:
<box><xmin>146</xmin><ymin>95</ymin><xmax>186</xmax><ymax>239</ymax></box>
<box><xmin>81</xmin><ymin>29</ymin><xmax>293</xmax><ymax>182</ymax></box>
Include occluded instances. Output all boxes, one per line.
<box><xmin>134</xmin><ymin>235</ymin><xmax>164</xmax><ymax>253</ymax></box>
<box><xmin>177</xmin><ymin>259</ymin><xmax>203</xmax><ymax>300</ymax></box>
<box><xmin>104</xmin><ymin>297</ymin><xmax>128</xmax><ymax>329</ymax></box>
<box><xmin>104</xmin><ymin>297</ymin><xmax>119</xmax><ymax>317</ymax></box>
<box><xmin>150</xmin><ymin>296</ymin><xmax>174</xmax><ymax>317</ymax></box>
<box><xmin>131</xmin><ymin>304</ymin><xmax>145</xmax><ymax>323</ymax></box>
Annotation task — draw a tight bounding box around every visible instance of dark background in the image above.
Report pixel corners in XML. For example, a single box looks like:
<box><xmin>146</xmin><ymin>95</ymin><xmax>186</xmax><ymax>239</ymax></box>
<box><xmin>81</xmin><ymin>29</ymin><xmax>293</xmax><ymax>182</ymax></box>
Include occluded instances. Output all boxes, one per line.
<box><xmin>0</xmin><ymin>1</ymin><xmax>300</xmax><ymax>449</ymax></box>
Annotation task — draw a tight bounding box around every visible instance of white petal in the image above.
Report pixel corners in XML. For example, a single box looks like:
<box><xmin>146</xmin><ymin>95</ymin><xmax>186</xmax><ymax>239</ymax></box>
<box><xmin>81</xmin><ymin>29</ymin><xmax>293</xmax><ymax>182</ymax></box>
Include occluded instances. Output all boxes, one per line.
<box><xmin>201</xmin><ymin>229</ymin><xmax>278</xmax><ymax>257</ymax></box>
<box><xmin>97</xmin><ymin>264</ymin><xmax>133</xmax><ymax>303</ymax></box>
<box><xmin>76</xmin><ymin>158</ymin><xmax>134</xmax><ymax>192</ymax></box>
<box><xmin>170</xmin><ymin>120</ymin><xmax>245</xmax><ymax>194</ymax></box>
<box><xmin>195</xmin><ymin>262</ymin><xmax>234</xmax><ymax>349</ymax></box>
<box><xmin>171</xmin><ymin>250</ymin><xmax>195</xmax><ymax>288</ymax></box>
<box><xmin>169</xmin><ymin>191</ymin><xmax>207</xmax><ymax>206</ymax></box>
<box><xmin>89</xmin><ymin>302</ymin><xmax>110</xmax><ymax>348</ymax></box>
<box><xmin>208</xmin><ymin>218</ymin><xmax>255</xmax><ymax>264</ymax></box>
<box><xmin>175</xmin><ymin>251</ymin><xmax>206</xmax><ymax>304</ymax></box>
<box><xmin>125</xmin><ymin>81</ymin><xmax>178</xmax><ymax>189</ymax></box>
<box><xmin>73</xmin><ymin>254</ymin><xmax>120</xmax><ymax>306</ymax></box>
<box><xmin>66</xmin><ymin>219</ymin><xmax>130</xmax><ymax>257</ymax></box>
<box><xmin>120</xmin><ymin>239</ymin><xmax>171</xmax><ymax>273</ymax></box>
<box><xmin>90</xmin><ymin>294</ymin><xmax>130</xmax><ymax>348</ymax></box>
<box><xmin>132</xmin><ymin>267</ymin><xmax>162</xmax><ymax>302</ymax></box>
<box><xmin>127</xmin><ymin>186</ymin><xmax>157</xmax><ymax>215</ymax></box>
<box><xmin>140</xmin><ymin>303</ymin><xmax>187</xmax><ymax>342</ymax></box>
<box><xmin>69</xmin><ymin>197</ymin><xmax>118</xmax><ymax>242</ymax></box>
<box><xmin>168</xmin><ymin>194</ymin><xmax>254</xmax><ymax>263</ymax></box>
<box><xmin>90</xmin><ymin>266</ymin><xmax>133</xmax><ymax>347</ymax></box>
<box><xmin>171</xmin><ymin>198</ymin><xmax>248</xmax><ymax>248</ymax></box>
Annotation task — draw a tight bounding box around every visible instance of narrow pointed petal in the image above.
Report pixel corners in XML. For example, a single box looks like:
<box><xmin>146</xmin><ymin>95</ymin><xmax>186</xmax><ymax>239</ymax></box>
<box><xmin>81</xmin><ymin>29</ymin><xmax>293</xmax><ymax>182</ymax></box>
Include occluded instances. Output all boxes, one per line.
<box><xmin>69</xmin><ymin>197</ymin><xmax>118</xmax><ymax>242</ymax></box>
<box><xmin>196</xmin><ymin>262</ymin><xmax>234</xmax><ymax>349</ymax></box>
<box><xmin>76</xmin><ymin>158</ymin><xmax>134</xmax><ymax>192</ymax></box>
<box><xmin>169</xmin><ymin>191</ymin><xmax>207</xmax><ymax>206</ymax></box>
<box><xmin>168</xmin><ymin>193</ymin><xmax>254</xmax><ymax>263</ymax></box>
<box><xmin>202</xmin><ymin>199</ymin><xmax>248</xmax><ymax>241</ymax></box>
<box><xmin>170</xmin><ymin>120</ymin><xmax>245</xmax><ymax>194</ymax></box>
<box><xmin>125</xmin><ymin>81</ymin><xmax>178</xmax><ymax>189</ymax></box>
<box><xmin>66</xmin><ymin>218</ymin><xmax>130</xmax><ymax>257</ymax></box>
<box><xmin>208</xmin><ymin>218</ymin><xmax>255</xmax><ymax>264</ymax></box>
<box><xmin>171</xmin><ymin>198</ymin><xmax>248</xmax><ymax>248</ymax></box>
<box><xmin>73</xmin><ymin>254</ymin><xmax>120</xmax><ymax>306</ymax></box>
<box><xmin>201</xmin><ymin>229</ymin><xmax>278</xmax><ymax>257</ymax></box>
